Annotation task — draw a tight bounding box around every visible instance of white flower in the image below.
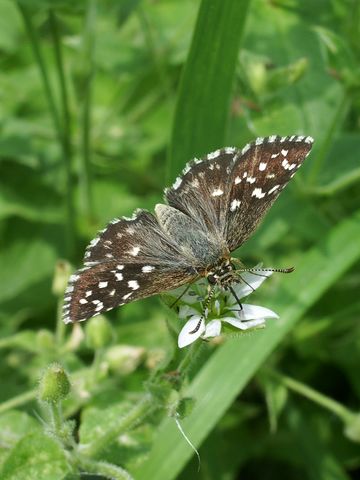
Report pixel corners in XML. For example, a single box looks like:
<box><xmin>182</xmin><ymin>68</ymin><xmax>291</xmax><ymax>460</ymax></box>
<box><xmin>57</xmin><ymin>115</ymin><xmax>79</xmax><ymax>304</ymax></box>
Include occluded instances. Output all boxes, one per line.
<box><xmin>176</xmin><ymin>269</ymin><xmax>279</xmax><ymax>348</ymax></box>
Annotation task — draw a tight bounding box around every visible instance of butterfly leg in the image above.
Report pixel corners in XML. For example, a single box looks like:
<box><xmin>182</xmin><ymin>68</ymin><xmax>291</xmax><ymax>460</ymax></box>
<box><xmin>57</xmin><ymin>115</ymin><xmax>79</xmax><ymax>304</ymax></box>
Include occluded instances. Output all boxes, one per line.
<box><xmin>189</xmin><ymin>284</ymin><xmax>217</xmax><ymax>335</ymax></box>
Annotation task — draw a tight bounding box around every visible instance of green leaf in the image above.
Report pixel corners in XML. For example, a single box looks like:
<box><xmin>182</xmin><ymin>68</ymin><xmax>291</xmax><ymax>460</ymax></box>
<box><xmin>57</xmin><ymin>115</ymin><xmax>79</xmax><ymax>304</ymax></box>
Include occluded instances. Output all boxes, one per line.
<box><xmin>0</xmin><ymin>431</ymin><xmax>71</xmax><ymax>480</ymax></box>
<box><xmin>287</xmin><ymin>407</ymin><xmax>351</xmax><ymax>480</ymax></box>
<box><xmin>134</xmin><ymin>209</ymin><xmax>360</xmax><ymax>480</ymax></box>
<box><xmin>168</xmin><ymin>0</ymin><xmax>251</xmax><ymax>179</ymax></box>
<box><xmin>0</xmin><ymin>411</ymin><xmax>40</xmax><ymax>469</ymax></box>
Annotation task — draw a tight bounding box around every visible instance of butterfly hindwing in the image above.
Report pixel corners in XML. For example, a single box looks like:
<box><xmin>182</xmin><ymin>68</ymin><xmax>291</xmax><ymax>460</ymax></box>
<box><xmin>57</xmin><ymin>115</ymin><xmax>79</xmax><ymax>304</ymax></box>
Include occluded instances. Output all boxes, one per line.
<box><xmin>63</xmin><ymin>262</ymin><xmax>196</xmax><ymax>323</ymax></box>
<box><xmin>63</xmin><ymin>210</ymin><xmax>198</xmax><ymax>323</ymax></box>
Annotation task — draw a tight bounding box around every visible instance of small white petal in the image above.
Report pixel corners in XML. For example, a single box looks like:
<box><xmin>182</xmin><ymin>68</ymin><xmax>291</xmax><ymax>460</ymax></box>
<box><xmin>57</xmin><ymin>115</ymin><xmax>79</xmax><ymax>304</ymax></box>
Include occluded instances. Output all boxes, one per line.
<box><xmin>223</xmin><ymin>317</ymin><xmax>266</xmax><ymax>330</ymax></box>
<box><xmin>235</xmin><ymin>304</ymin><xmax>279</xmax><ymax>321</ymax></box>
<box><xmin>202</xmin><ymin>319</ymin><xmax>222</xmax><ymax>339</ymax></box>
<box><xmin>231</xmin><ymin>269</ymin><xmax>273</xmax><ymax>298</ymax></box>
<box><xmin>178</xmin><ymin>316</ymin><xmax>205</xmax><ymax>348</ymax></box>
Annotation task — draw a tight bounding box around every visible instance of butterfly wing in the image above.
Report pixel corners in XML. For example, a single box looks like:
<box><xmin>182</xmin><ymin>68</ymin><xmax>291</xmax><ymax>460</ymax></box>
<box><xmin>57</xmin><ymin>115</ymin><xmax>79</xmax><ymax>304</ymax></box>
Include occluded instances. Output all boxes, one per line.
<box><xmin>225</xmin><ymin>135</ymin><xmax>313</xmax><ymax>251</ymax></box>
<box><xmin>165</xmin><ymin>147</ymin><xmax>239</xmax><ymax>238</ymax></box>
<box><xmin>165</xmin><ymin>135</ymin><xmax>313</xmax><ymax>252</ymax></box>
<box><xmin>63</xmin><ymin>210</ymin><xmax>198</xmax><ymax>323</ymax></box>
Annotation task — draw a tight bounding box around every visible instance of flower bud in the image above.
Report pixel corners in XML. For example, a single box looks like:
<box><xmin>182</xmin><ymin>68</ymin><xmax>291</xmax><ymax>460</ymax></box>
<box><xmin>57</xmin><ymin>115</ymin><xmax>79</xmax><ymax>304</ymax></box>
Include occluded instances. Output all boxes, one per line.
<box><xmin>52</xmin><ymin>260</ymin><xmax>72</xmax><ymax>296</ymax></box>
<box><xmin>36</xmin><ymin>329</ymin><xmax>55</xmax><ymax>350</ymax></box>
<box><xmin>105</xmin><ymin>345</ymin><xmax>145</xmax><ymax>375</ymax></box>
<box><xmin>38</xmin><ymin>363</ymin><xmax>71</xmax><ymax>403</ymax></box>
<box><xmin>85</xmin><ymin>316</ymin><xmax>114</xmax><ymax>350</ymax></box>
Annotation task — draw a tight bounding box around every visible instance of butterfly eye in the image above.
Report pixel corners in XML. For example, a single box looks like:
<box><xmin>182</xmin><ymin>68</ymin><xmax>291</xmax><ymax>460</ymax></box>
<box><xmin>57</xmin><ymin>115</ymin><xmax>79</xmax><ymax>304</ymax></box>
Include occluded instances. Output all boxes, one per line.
<box><xmin>207</xmin><ymin>274</ymin><xmax>217</xmax><ymax>285</ymax></box>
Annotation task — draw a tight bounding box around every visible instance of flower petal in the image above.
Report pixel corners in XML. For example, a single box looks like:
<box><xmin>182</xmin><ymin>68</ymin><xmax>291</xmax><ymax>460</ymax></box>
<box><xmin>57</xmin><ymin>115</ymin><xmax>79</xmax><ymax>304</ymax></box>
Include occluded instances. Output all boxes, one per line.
<box><xmin>233</xmin><ymin>304</ymin><xmax>279</xmax><ymax>321</ymax></box>
<box><xmin>202</xmin><ymin>319</ymin><xmax>222</xmax><ymax>339</ymax></box>
<box><xmin>178</xmin><ymin>316</ymin><xmax>205</xmax><ymax>348</ymax></box>
<box><xmin>223</xmin><ymin>317</ymin><xmax>266</xmax><ymax>330</ymax></box>
<box><xmin>229</xmin><ymin>269</ymin><xmax>273</xmax><ymax>299</ymax></box>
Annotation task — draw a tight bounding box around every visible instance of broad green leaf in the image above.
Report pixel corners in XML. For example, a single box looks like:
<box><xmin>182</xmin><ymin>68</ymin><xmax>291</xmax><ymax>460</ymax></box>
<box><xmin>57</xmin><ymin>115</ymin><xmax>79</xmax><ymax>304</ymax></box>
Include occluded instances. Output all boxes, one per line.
<box><xmin>134</xmin><ymin>209</ymin><xmax>360</xmax><ymax>480</ymax></box>
<box><xmin>0</xmin><ymin>233</ymin><xmax>57</xmax><ymax>306</ymax></box>
<box><xmin>0</xmin><ymin>431</ymin><xmax>71</xmax><ymax>480</ymax></box>
<box><xmin>168</xmin><ymin>0</ymin><xmax>251</xmax><ymax>179</ymax></box>
<box><xmin>0</xmin><ymin>411</ymin><xmax>40</xmax><ymax>469</ymax></box>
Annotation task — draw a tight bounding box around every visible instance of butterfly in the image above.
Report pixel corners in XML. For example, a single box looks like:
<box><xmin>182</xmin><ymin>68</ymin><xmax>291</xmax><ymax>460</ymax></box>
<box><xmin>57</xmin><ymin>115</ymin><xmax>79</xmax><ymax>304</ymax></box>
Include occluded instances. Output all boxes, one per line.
<box><xmin>62</xmin><ymin>135</ymin><xmax>313</xmax><ymax>324</ymax></box>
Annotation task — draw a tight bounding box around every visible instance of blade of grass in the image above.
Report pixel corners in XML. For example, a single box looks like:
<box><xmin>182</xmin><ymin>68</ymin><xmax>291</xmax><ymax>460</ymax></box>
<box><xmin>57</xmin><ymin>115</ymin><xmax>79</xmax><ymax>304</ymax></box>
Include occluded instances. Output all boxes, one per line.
<box><xmin>49</xmin><ymin>10</ymin><xmax>76</xmax><ymax>258</ymax></box>
<box><xmin>80</xmin><ymin>0</ymin><xmax>96</xmax><ymax>221</ymax></box>
<box><xmin>167</xmin><ymin>0</ymin><xmax>251</xmax><ymax>181</ymax></box>
<box><xmin>134</xmin><ymin>208</ymin><xmax>360</xmax><ymax>480</ymax></box>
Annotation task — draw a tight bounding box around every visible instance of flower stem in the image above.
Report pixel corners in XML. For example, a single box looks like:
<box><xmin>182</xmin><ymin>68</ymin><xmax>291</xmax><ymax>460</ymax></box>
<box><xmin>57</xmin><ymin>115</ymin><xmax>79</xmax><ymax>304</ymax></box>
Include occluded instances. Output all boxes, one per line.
<box><xmin>0</xmin><ymin>389</ymin><xmax>37</xmax><ymax>414</ymax></box>
<box><xmin>178</xmin><ymin>340</ymin><xmax>204</xmax><ymax>377</ymax></box>
<box><xmin>77</xmin><ymin>457</ymin><xmax>134</xmax><ymax>480</ymax></box>
<box><xmin>79</xmin><ymin>394</ymin><xmax>154</xmax><ymax>458</ymax></box>
<box><xmin>267</xmin><ymin>369</ymin><xmax>354</xmax><ymax>423</ymax></box>
<box><xmin>48</xmin><ymin>9</ymin><xmax>77</xmax><ymax>259</ymax></box>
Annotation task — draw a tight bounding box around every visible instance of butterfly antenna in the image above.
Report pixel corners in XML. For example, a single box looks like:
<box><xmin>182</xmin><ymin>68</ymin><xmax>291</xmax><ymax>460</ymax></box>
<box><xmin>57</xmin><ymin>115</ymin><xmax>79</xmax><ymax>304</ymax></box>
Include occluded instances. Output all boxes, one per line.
<box><xmin>238</xmin><ymin>266</ymin><xmax>295</xmax><ymax>275</ymax></box>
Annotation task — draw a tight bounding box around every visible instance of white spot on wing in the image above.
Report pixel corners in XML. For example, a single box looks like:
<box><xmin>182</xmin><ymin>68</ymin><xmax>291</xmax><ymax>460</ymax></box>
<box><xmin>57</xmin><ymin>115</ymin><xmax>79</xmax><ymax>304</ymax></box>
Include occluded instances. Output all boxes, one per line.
<box><xmin>225</xmin><ymin>147</ymin><xmax>236</xmax><ymax>154</ymax></box>
<box><xmin>212</xmin><ymin>188</ymin><xmax>224</xmax><ymax>197</ymax></box>
<box><xmin>79</xmin><ymin>298</ymin><xmax>88</xmax><ymax>304</ymax></box>
<box><xmin>252</xmin><ymin>188</ymin><xmax>265</xmax><ymax>199</ymax></box>
<box><xmin>268</xmin><ymin>185</ymin><xmax>280</xmax><ymax>195</ymax></box>
<box><xmin>259</xmin><ymin>162</ymin><xmax>267</xmax><ymax>171</ymax></box>
<box><xmin>142</xmin><ymin>266</ymin><xmax>155</xmax><ymax>273</ymax></box>
<box><xmin>234</xmin><ymin>176</ymin><xmax>241</xmax><ymax>185</ymax></box>
<box><xmin>271</xmin><ymin>153</ymin><xmax>279</xmax><ymax>159</ymax></box>
<box><xmin>130</xmin><ymin>246</ymin><xmax>140</xmax><ymax>256</ymax></box>
<box><xmin>296</xmin><ymin>135</ymin><xmax>305</xmax><ymax>142</ymax></box>
<box><xmin>230</xmin><ymin>199</ymin><xmax>241</xmax><ymax>212</ymax></box>
<box><xmin>173</xmin><ymin>177</ymin><xmax>182</xmax><ymax>190</ymax></box>
<box><xmin>99</xmin><ymin>281</ymin><xmax>108</xmax><ymax>288</ymax></box>
<box><xmin>109</xmin><ymin>289</ymin><xmax>116</xmax><ymax>296</ymax></box>
<box><xmin>246</xmin><ymin>176</ymin><xmax>256</xmax><ymax>184</ymax></box>
<box><xmin>305</xmin><ymin>136</ymin><xmax>314</xmax><ymax>144</ymax></box>
<box><xmin>255</xmin><ymin>137</ymin><xmax>263</xmax><ymax>145</ymax></box>
<box><xmin>123</xmin><ymin>292</ymin><xmax>133</xmax><ymax>300</ymax></box>
<box><xmin>207</xmin><ymin>150</ymin><xmax>221</xmax><ymax>160</ymax></box>
<box><xmin>241</xmin><ymin>143</ymin><xmax>250</xmax><ymax>155</ymax></box>
<box><xmin>128</xmin><ymin>280</ymin><xmax>139</xmax><ymax>290</ymax></box>
<box><xmin>268</xmin><ymin>135</ymin><xmax>277</xmax><ymax>143</ymax></box>
<box><xmin>115</xmin><ymin>273</ymin><xmax>123</xmax><ymax>281</ymax></box>
<box><xmin>85</xmin><ymin>290</ymin><xmax>92</xmax><ymax>297</ymax></box>
<box><xmin>281</xmin><ymin>149</ymin><xmax>288</xmax><ymax>156</ymax></box>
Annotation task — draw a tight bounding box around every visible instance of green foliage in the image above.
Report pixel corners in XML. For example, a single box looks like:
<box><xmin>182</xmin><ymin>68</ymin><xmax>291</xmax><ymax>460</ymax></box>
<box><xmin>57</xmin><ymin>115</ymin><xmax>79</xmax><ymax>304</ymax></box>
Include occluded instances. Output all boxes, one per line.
<box><xmin>0</xmin><ymin>0</ymin><xmax>360</xmax><ymax>478</ymax></box>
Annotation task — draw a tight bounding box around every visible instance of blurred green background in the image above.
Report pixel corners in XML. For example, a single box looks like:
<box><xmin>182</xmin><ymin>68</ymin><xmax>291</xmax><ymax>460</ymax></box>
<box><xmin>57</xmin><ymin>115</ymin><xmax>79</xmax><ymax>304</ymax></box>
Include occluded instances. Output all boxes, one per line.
<box><xmin>1</xmin><ymin>0</ymin><xmax>360</xmax><ymax>479</ymax></box>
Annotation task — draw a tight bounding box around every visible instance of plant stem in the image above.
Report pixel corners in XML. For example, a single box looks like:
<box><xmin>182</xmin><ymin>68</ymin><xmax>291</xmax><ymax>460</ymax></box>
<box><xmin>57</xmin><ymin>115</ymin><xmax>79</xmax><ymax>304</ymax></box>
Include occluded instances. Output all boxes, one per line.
<box><xmin>177</xmin><ymin>340</ymin><xmax>204</xmax><ymax>377</ymax></box>
<box><xmin>0</xmin><ymin>389</ymin><xmax>37</xmax><ymax>414</ymax></box>
<box><xmin>79</xmin><ymin>394</ymin><xmax>154</xmax><ymax>457</ymax></box>
<box><xmin>49</xmin><ymin>10</ymin><xmax>77</xmax><ymax>258</ymax></box>
<box><xmin>80</xmin><ymin>0</ymin><xmax>96</xmax><ymax>220</ymax></box>
<box><xmin>17</xmin><ymin>4</ymin><xmax>63</xmax><ymax>142</ymax></box>
<box><xmin>268</xmin><ymin>369</ymin><xmax>354</xmax><ymax>423</ymax></box>
<box><xmin>78</xmin><ymin>457</ymin><xmax>134</xmax><ymax>480</ymax></box>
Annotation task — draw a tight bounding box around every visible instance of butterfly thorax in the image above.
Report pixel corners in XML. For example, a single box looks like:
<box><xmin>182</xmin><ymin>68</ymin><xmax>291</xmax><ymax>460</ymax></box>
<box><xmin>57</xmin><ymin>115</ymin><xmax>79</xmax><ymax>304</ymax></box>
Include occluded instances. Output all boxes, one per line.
<box><xmin>205</xmin><ymin>258</ymin><xmax>235</xmax><ymax>288</ymax></box>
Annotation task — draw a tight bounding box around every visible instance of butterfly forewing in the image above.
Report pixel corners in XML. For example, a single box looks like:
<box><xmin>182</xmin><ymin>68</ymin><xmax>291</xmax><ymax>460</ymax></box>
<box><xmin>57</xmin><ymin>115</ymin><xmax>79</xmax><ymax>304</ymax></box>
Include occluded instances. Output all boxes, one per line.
<box><xmin>165</xmin><ymin>135</ymin><xmax>313</xmax><ymax>252</ymax></box>
<box><xmin>225</xmin><ymin>135</ymin><xmax>313</xmax><ymax>251</ymax></box>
